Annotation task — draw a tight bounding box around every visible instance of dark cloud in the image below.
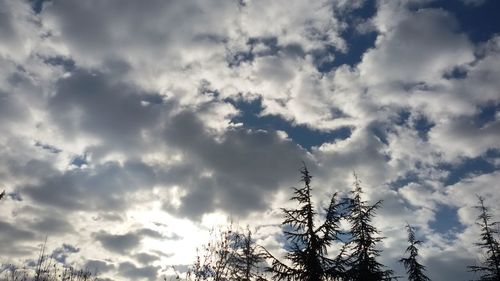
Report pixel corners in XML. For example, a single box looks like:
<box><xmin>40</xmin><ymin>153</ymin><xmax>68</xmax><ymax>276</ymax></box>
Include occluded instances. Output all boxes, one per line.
<box><xmin>27</xmin><ymin>216</ymin><xmax>74</xmax><ymax>234</ymax></box>
<box><xmin>0</xmin><ymin>90</ymin><xmax>29</xmax><ymax>126</ymax></box>
<box><xmin>0</xmin><ymin>220</ymin><xmax>37</xmax><ymax>256</ymax></box>
<box><xmin>0</xmin><ymin>1</ymin><xmax>16</xmax><ymax>40</ymax></box>
<box><xmin>22</xmin><ymin>160</ymin><xmax>157</xmax><ymax>212</ymax></box>
<box><xmin>94</xmin><ymin>231</ymin><xmax>141</xmax><ymax>254</ymax></box>
<box><xmin>134</xmin><ymin>253</ymin><xmax>159</xmax><ymax>265</ymax></box>
<box><xmin>136</xmin><ymin>228</ymin><xmax>164</xmax><ymax>240</ymax></box>
<box><xmin>49</xmin><ymin>70</ymin><xmax>165</xmax><ymax>154</ymax></box>
<box><xmin>0</xmin><ymin>221</ymin><xmax>36</xmax><ymax>241</ymax></box>
<box><xmin>163</xmin><ymin>110</ymin><xmax>310</xmax><ymax>218</ymax></box>
<box><xmin>21</xmin><ymin>102</ymin><xmax>308</xmax><ymax>219</ymax></box>
<box><xmin>426</xmin><ymin>251</ymin><xmax>475</xmax><ymax>280</ymax></box>
<box><xmin>118</xmin><ymin>262</ymin><xmax>159</xmax><ymax>280</ymax></box>
<box><xmin>84</xmin><ymin>259</ymin><xmax>115</xmax><ymax>274</ymax></box>
<box><xmin>50</xmin><ymin>243</ymin><xmax>79</xmax><ymax>264</ymax></box>
<box><xmin>94</xmin><ymin>228</ymin><xmax>166</xmax><ymax>254</ymax></box>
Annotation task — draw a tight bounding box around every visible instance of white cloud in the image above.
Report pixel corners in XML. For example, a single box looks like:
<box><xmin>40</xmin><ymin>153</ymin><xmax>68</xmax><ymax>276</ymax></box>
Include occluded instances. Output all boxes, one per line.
<box><xmin>362</xmin><ymin>6</ymin><xmax>473</xmax><ymax>85</ymax></box>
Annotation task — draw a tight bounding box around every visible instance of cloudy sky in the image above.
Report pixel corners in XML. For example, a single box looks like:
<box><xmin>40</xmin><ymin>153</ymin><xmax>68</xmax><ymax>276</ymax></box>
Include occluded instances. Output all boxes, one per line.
<box><xmin>0</xmin><ymin>0</ymin><xmax>499</xmax><ymax>280</ymax></box>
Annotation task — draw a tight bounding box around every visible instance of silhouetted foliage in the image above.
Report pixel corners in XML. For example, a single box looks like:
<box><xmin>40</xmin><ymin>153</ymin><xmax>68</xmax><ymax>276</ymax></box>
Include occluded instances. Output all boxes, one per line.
<box><xmin>229</xmin><ymin>227</ymin><xmax>267</xmax><ymax>281</ymax></box>
<box><xmin>187</xmin><ymin>224</ymin><xmax>266</xmax><ymax>281</ymax></box>
<box><xmin>7</xmin><ymin>162</ymin><xmax>499</xmax><ymax>281</ymax></box>
<box><xmin>0</xmin><ymin>240</ymin><xmax>98</xmax><ymax>281</ymax></box>
<box><xmin>265</xmin><ymin>164</ymin><xmax>346</xmax><ymax>281</ymax></box>
<box><xmin>468</xmin><ymin>196</ymin><xmax>500</xmax><ymax>281</ymax></box>
<box><xmin>187</xmin><ymin>226</ymin><xmax>233</xmax><ymax>281</ymax></box>
<box><xmin>399</xmin><ymin>224</ymin><xmax>430</xmax><ymax>281</ymax></box>
<box><xmin>344</xmin><ymin>174</ymin><xmax>393</xmax><ymax>281</ymax></box>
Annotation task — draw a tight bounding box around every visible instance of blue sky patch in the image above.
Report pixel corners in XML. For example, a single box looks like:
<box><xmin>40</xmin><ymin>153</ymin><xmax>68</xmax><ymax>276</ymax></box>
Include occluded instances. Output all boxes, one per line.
<box><xmin>426</xmin><ymin>0</ymin><xmax>500</xmax><ymax>43</ymax></box>
<box><xmin>413</xmin><ymin>115</ymin><xmax>435</xmax><ymax>141</ymax></box>
<box><xmin>29</xmin><ymin>0</ymin><xmax>45</xmax><ymax>14</ymax></box>
<box><xmin>442</xmin><ymin>153</ymin><xmax>497</xmax><ymax>186</ymax></box>
<box><xmin>229</xmin><ymin>98</ymin><xmax>352</xmax><ymax>150</ymax></box>
<box><xmin>316</xmin><ymin>0</ymin><xmax>378</xmax><ymax>72</ymax></box>
<box><xmin>390</xmin><ymin>172</ymin><xmax>420</xmax><ymax>190</ymax></box>
<box><xmin>44</xmin><ymin>56</ymin><xmax>76</xmax><ymax>72</ymax></box>
<box><xmin>475</xmin><ymin>102</ymin><xmax>499</xmax><ymax>127</ymax></box>
<box><xmin>429</xmin><ymin>204</ymin><xmax>465</xmax><ymax>236</ymax></box>
<box><xmin>443</xmin><ymin>66</ymin><xmax>468</xmax><ymax>80</ymax></box>
<box><xmin>71</xmin><ymin>154</ymin><xmax>88</xmax><ymax>168</ymax></box>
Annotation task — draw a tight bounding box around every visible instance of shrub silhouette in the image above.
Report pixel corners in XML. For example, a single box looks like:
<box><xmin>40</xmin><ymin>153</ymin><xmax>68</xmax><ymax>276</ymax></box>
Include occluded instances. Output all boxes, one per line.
<box><xmin>186</xmin><ymin>224</ymin><xmax>265</xmax><ymax>281</ymax></box>
<box><xmin>0</xmin><ymin>240</ymin><xmax>98</xmax><ymax>281</ymax></box>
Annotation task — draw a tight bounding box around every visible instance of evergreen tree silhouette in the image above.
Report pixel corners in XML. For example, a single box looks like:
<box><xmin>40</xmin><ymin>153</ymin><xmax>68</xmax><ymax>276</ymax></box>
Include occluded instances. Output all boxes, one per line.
<box><xmin>400</xmin><ymin>224</ymin><xmax>430</xmax><ymax>281</ymax></box>
<box><xmin>265</xmin><ymin>164</ymin><xmax>346</xmax><ymax>281</ymax></box>
<box><xmin>344</xmin><ymin>173</ymin><xmax>393</xmax><ymax>281</ymax></box>
<box><xmin>468</xmin><ymin>196</ymin><xmax>500</xmax><ymax>281</ymax></box>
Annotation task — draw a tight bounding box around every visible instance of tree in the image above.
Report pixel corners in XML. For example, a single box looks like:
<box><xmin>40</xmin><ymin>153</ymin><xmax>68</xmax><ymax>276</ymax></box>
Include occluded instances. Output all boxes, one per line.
<box><xmin>344</xmin><ymin>173</ymin><xmax>393</xmax><ymax>281</ymax></box>
<box><xmin>400</xmin><ymin>224</ymin><xmax>430</xmax><ymax>281</ymax></box>
<box><xmin>229</xmin><ymin>227</ymin><xmax>267</xmax><ymax>281</ymax></box>
<box><xmin>265</xmin><ymin>164</ymin><xmax>346</xmax><ymax>281</ymax></box>
<box><xmin>187</xmin><ymin>226</ymin><xmax>234</xmax><ymax>281</ymax></box>
<box><xmin>187</xmin><ymin>224</ymin><xmax>266</xmax><ymax>281</ymax></box>
<box><xmin>468</xmin><ymin>196</ymin><xmax>500</xmax><ymax>281</ymax></box>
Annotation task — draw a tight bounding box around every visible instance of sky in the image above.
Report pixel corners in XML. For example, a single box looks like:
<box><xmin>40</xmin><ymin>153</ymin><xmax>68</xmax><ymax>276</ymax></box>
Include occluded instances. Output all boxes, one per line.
<box><xmin>0</xmin><ymin>0</ymin><xmax>499</xmax><ymax>280</ymax></box>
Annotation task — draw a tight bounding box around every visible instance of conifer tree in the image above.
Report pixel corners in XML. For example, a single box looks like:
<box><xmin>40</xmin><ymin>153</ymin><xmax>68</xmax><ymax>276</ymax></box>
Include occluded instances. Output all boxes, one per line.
<box><xmin>265</xmin><ymin>164</ymin><xmax>346</xmax><ymax>281</ymax></box>
<box><xmin>400</xmin><ymin>224</ymin><xmax>430</xmax><ymax>281</ymax></box>
<box><xmin>468</xmin><ymin>196</ymin><xmax>500</xmax><ymax>281</ymax></box>
<box><xmin>345</xmin><ymin>174</ymin><xmax>393</xmax><ymax>281</ymax></box>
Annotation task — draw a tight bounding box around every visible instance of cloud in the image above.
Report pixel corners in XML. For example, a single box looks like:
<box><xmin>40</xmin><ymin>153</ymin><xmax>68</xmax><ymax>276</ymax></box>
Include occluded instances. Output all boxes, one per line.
<box><xmin>50</xmin><ymin>244</ymin><xmax>80</xmax><ymax>264</ymax></box>
<box><xmin>48</xmin><ymin>69</ymin><xmax>167</xmax><ymax>156</ymax></box>
<box><xmin>134</xmin><ymin>253</ymin><xmax>159</xmax><ymax>265</ymax></box>
<box><xmin>0</xmin><ymin>221</ymin><xmax>35</xmax><ymax>241</ymax></box>
<box><xmin>0</xmin><ymin>0</ymin><xmax>41</xmax><ymax>61</ymax></box>
<box><xmin>429</xmin><ymin>116</ymin><xmax>500</xmax><ymax>160</ymax></box>
<box><xmin>22</xmin><ymin>161</ymin><xmax>156</xmax><ymax>212</ymax></box>
<box><xmin>27</xmin><ymin>216</ymin><xmax>74</xmax><ymax>234</ymax></box>
<box><xmin>0</xmin><ymin>220</ymin><xmax>36</xmax><ymax>256</ymax></box>
<box><xmin>426</xmin><ymin>249</ymin><xmax>475</xmax><ymax>280</ymax></box>
<box><xmin>362</xmin><ymin>4</ymin><xmax>473</xmax><ymax>84</ymax></box>
<box><xmin>117</xmin><ymin>262</ymin><xmax>159</xmax><ymax>280</ymax></box>
<box><xmin>0</xmin><ymin>0</ymin><xmax>498</xmax><ymax>280</ymax></box>
<box><xmin>160</xmin><ymin>109</ymin><xmax>310</xmax><ymax>218</ymax></box>
<box><xmin>93</xmin><ymin>228</ymin><xmax>166</xmax><ymax>255</ymax></box>
<box><xmin>84</xmin><ymin>259</ymin><xmax>115</xmax><ymax>274</ymax></box>
<box><xmin>94</xmin><ymin>231</ymin><xmax>142</xmax><ymax>255</ymax></box>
